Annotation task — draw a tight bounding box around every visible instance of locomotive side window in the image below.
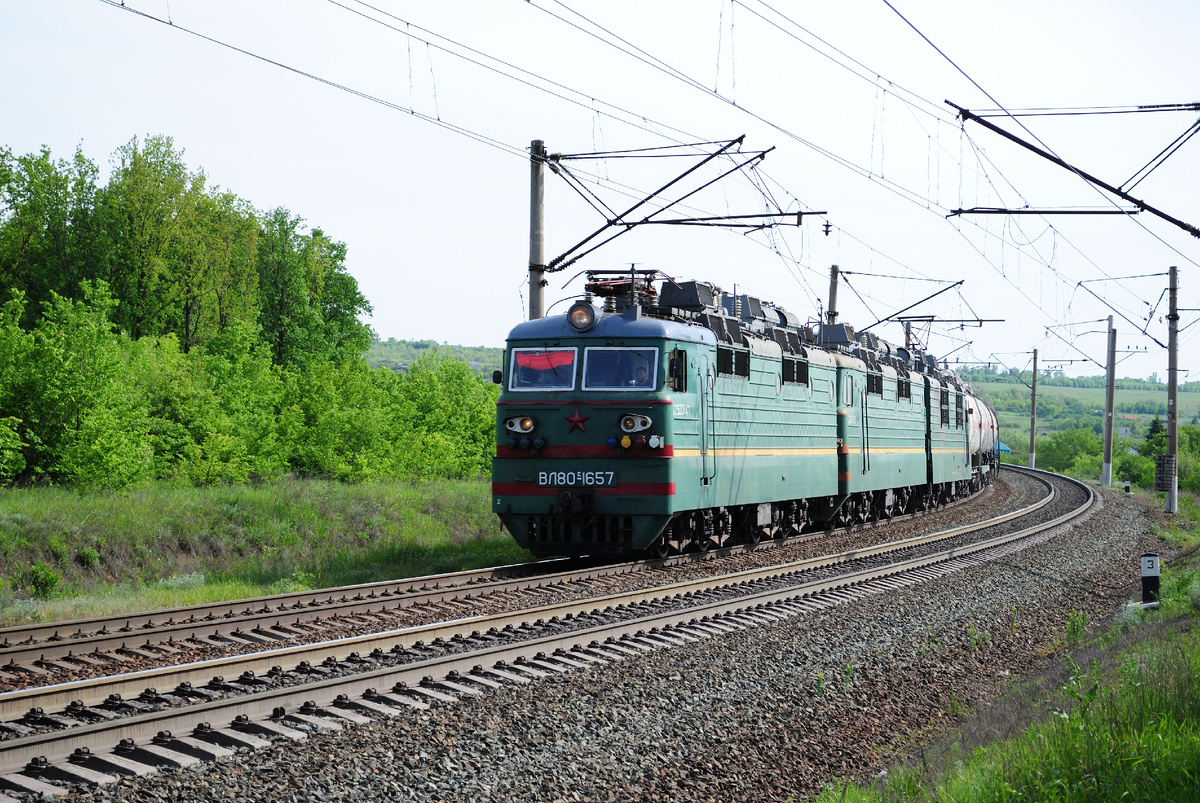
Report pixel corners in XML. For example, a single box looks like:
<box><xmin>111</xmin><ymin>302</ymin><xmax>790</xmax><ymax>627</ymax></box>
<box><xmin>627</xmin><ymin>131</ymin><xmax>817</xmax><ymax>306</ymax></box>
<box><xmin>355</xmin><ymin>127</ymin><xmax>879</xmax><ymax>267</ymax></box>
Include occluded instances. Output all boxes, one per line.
<box><xmin>897</xmin><ymin>377</ymin><xmax>911</xmax><ymax>400</ymax></box>
<box><xmin>509</xmin><ymin>348</ymin><xmax>578</xmax><ymax>391</ymax></box>
<box><xmin>668</xmin><ymin>348</ymin><xmax>688</xmax><ymax>392</ymax></box>
<box><xmin>939</xmin><ymin>388</ymin><xmax>950</xmax><ymax>426</ymax></box>
<box><xmin>867</xmin><ymin>373</ymin><xmax>883</xmax><ymax>395</ymax></box>
<box><xmin>716</xmin><ymin>345</ymin><xmax>749</xmax><ymax>378</ymax></box>
<box><xmin>842</xmin><ymin>375</ymin><xmax>854</xmax><ymax>406</ymax></box>
<box><xmin>781</xmin><ymin>357</ymin><xmax>809</xmax><ymax>386</ymax></box>
<box><xmin>955</xmin><ymin>392</ymin><xmax>965</xmax><ymax>428</ymax></box>
<box><xmin>716</xmin><ymin>346</ymin><xmax>734</xmax><ymax>376</ymax></box>
<box><xmin>733</xmin><ymin>350</ymin><xmax>750</xmax><ymax>378</ymax></box>
<box><xmin>582</xmin><ymin>347</ymin><xmax>658</xmax><ymax>390</ymax></box>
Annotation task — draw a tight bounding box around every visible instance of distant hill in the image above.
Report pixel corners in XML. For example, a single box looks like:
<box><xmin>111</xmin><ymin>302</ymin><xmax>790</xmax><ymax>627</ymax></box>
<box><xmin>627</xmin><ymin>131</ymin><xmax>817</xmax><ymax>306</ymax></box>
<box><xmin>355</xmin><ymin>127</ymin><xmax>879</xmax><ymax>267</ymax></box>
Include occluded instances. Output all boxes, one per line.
<box><xmin>366</xmin><ymin>339</ymin><xmax>504</xmax><ymax>376</ymax></box>
<box><xmin>954</xmin><ymin>365</ymin><xmax>1200</xmax><ymax>394</ymax></box>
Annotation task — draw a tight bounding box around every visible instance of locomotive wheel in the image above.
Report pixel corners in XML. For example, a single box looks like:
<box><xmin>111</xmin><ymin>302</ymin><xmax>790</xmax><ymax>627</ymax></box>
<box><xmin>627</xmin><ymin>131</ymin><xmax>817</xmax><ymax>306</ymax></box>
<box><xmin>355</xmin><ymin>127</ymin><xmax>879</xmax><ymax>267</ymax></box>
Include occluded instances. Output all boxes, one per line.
<box><xmin>656</xmin><ymin>520</ymin><xmax>686</xmax><ymax>556</ymax></box>
<box><xmin>683</xmin><ymin>511</ymin><xmax>710</xmax><ymax>553</ymax></box>
<box><xmin>853</xmin><ymin>492</ymin><xmax>871</xmax><ymax>524</ymax></box>
<box><xmin>713</xmin><ymin>509</ymin><xmax>733</xmax><ymax>549</ymax></box>
<box><xmin>919</xmin><ymin>486</ymin><xmax>935</xmax><ymax>511</ymax></box>
<box><xmin>794</xmin><ymin>501</ymin><xmax>810</xmax><ymax>534</ymax></box>
<box><xmin>878</xmin><ymin>491</ymin><xmax>896</xmax><ymax>521</ymax></box>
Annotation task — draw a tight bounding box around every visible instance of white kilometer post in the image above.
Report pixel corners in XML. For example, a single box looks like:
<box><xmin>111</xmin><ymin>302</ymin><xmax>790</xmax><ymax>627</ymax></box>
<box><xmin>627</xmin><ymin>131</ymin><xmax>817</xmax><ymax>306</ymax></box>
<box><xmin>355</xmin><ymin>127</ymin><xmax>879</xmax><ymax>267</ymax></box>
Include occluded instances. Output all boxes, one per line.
<box><xmin>1140</xmin><ymin>553</ymin><xmax>1161</xmax><ymax>606</ymax></box>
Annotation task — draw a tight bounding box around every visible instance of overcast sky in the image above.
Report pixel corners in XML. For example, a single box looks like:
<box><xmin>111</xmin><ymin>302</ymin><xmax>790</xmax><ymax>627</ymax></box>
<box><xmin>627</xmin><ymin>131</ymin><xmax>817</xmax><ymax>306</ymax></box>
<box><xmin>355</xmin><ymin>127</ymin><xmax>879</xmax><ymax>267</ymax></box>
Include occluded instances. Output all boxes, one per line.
<box><xmin>4</xmin><ymin>1</ymin><xmax>1197</xmax><ymax>381</ymax></box>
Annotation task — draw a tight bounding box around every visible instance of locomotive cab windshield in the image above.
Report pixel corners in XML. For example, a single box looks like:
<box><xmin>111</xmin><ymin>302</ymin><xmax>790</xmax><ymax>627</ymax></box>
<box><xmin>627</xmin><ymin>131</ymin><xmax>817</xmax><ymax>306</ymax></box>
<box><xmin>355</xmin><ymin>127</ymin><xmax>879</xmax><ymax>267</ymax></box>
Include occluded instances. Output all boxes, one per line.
<box><xmin>583</xmin><ymin>347</ymin><xmax>658</xmax><ymax>390</ymax></box>
<box><xmin>508</xmin><ymin>347</ymin><xmax>577</xmax><ymax>391</ymax></box>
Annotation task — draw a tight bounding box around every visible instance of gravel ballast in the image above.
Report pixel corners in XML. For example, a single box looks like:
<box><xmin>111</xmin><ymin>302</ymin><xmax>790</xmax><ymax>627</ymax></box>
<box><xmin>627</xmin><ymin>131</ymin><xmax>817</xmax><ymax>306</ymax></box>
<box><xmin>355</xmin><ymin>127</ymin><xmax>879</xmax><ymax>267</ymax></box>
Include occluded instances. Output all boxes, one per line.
<box><xmin>63</xmin><ymin>480</ymin><xmax>1174</xmax><ymax>803</ymax></box>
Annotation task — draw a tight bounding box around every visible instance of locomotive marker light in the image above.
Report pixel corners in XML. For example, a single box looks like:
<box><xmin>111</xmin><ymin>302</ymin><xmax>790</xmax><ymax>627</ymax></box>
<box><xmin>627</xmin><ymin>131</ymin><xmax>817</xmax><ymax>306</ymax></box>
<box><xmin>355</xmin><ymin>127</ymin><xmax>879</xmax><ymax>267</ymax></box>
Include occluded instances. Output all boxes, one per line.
<box><xmin>1140</xmin><ymin>553</ymin><xmax>1161</xmax><ymax>607</ymax></box>
<box><xmin>620</xmin><ymin>414</ymin><xmax>652</xmax><ymax>433</ymax></box>
<box><xmin>567</xmin><ymin>301</ymin><xmax>598</xmax><ymax>332</ymax></box>
<box><xmin>504</xmin><ymin>416</ymin><xmax>536</xmax><ymax>434</ymax></box>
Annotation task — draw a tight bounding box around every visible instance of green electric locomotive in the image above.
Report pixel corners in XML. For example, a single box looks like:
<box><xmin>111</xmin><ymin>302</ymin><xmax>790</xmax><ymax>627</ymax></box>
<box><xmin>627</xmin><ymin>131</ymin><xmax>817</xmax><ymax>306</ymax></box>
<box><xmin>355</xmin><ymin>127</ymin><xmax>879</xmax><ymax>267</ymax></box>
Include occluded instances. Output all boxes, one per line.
<box><xmin>491</xmin><ymin>271</ymin><xmax>998</xmax><ymax>557</ymax></box>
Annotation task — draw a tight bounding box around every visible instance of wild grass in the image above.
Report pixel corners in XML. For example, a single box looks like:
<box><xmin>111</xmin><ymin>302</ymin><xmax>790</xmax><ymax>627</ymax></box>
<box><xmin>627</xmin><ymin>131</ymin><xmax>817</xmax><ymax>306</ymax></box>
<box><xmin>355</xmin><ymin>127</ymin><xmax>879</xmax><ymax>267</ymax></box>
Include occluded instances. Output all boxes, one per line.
<box><xmin>819</xmin><ymin>623</ymin><xmax>1200</xmax><ymax>802</ymax></box>
<box><xmin>0</xmin><ymin>477</ymin><xmax>531</xmax><ymax>624</ymax></box>
<box><xmin>815</xmin><ymin>536</ymin><xmax>1200</xmax><ymax>803</ymax></box>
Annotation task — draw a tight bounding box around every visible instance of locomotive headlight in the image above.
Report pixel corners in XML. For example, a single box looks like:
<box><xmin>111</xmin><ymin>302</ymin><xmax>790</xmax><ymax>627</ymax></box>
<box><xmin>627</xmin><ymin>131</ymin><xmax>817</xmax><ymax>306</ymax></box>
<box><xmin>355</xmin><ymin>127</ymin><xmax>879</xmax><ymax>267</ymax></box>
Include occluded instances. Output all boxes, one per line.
<box><xmin>567</xmin><ymin>301</ymin><xmax>597</xmax><ymax>332</ymax></box>
<box><xmin>505</xmin><ymin>416</ymin><xmax>536</xmax><ymax>433</ymax></box>
<box><xmin>619</xmin><ymin>414</ymin><xmax>652</xmax><ymax>433</ymax></box>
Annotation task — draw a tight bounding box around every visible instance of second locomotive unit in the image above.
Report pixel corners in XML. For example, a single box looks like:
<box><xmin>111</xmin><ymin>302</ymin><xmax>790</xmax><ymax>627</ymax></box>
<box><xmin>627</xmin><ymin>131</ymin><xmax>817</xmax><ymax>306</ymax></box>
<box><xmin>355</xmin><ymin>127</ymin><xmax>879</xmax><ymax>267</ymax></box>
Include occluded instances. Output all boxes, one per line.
<box><xmin>492</xmin><ymin>271</ymin><xmax>998</xmax><ymax>557</ymax></box>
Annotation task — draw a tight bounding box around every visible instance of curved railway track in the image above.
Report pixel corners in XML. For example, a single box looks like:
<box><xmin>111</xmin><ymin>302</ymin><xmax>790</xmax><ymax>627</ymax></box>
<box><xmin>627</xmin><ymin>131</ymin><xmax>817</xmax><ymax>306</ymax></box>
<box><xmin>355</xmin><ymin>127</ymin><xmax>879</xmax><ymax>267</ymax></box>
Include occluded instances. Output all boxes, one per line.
<box><xmin>0</xmin><ymin>467</ymin><xmax>1094</xmax><ymax>796</ymax></box>
<box><xmin>0</xmin><ymin>479</ymin><xmax>999</xmax><ymax>689</ymax></box>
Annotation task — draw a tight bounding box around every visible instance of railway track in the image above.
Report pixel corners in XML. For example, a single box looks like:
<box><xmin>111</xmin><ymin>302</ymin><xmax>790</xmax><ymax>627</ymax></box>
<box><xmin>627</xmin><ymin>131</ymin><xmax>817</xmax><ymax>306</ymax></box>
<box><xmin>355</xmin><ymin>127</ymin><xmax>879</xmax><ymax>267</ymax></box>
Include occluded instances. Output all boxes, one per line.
<box><xmin>0</xmin><ymin>479</ymin><xmax>997</xmax><ymax>690</ymax></box>
<box><xmin>0</xmin><ymin>467</ymin><xmax>1092</xmax><ymax>797</ymax></box>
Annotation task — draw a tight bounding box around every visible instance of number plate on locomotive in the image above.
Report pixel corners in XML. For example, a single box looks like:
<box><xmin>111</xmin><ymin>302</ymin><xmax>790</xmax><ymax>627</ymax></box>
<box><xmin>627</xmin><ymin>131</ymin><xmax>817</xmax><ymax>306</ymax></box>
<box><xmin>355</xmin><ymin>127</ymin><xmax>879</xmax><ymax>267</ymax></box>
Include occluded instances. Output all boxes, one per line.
<box><xmin>537</xmin><ymin>470</ymin><xmax>617</xmax><ymax>488</ymax></box>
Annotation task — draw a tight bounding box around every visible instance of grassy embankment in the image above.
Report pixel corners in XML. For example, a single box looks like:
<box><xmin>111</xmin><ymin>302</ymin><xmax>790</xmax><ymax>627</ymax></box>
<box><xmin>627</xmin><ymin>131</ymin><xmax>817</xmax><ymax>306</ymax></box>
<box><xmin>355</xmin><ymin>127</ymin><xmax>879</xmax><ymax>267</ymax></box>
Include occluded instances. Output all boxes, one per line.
<box><xmin>0</xmin><ymin>478</ymin><xmax>531</xmax><ymax>626</ymax></box>
<box><xmin>817</xmin><ymin>493</ymin><xmax>1200</xmax><ymax>803</ymax></box>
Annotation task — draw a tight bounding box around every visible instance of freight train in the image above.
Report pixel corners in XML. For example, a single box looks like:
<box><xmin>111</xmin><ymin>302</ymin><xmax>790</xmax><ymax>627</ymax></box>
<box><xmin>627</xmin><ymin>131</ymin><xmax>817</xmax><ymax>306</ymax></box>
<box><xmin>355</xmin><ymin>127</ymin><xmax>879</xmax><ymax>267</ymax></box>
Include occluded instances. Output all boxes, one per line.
<box><xmin>491</xmin><ymin>271</ymin><xmax>998</xmax><ymax>557</ymax></box>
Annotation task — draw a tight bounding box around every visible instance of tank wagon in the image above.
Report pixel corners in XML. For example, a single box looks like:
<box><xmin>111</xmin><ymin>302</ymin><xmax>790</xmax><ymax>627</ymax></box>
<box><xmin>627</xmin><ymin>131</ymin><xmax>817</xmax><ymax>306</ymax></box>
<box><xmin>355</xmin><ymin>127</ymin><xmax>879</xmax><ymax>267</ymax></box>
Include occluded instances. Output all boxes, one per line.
<box><xmin>492</xmin><ymin>271</ymin><xmax>998</xmax><ymax>557</ymax></box>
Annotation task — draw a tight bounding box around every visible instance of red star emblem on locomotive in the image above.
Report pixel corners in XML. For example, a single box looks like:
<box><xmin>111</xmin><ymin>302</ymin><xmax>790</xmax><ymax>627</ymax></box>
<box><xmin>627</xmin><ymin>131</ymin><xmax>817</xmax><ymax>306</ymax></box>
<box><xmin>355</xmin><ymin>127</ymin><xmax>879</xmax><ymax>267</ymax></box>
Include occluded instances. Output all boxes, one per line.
<box><xmin>564</xmin><ymin>408</ymin><xmax>589</xmax><ymax>433</ymax></box>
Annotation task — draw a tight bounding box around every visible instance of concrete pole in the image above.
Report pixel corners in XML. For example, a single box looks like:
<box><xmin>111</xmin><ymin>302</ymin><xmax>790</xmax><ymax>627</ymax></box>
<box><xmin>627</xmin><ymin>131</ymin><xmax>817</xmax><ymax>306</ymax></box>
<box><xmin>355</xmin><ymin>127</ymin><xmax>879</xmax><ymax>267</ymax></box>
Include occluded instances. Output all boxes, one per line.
<box><xmin>1101</xmin><ymin>315</ymin><xmax>1116</xmax><ymax>487</ymax></box>
<box><xmin>826</xmin><ymin>264</ymin><xmax>840</xmax><ymax>325</ymax></box>
<box><xmin>528</xmin><ymin>139</ymin><xmax>546</xmax><ymax>320</ymax></box>
<box><xmin>1166</xmin><ymin>265</ymin><xmax>1179</xmax><ymax>513</ymax></box>
<box><xmin>1028</xmin><ymin>348</ymin><xmax>1038</xmax><ymax>469</ymax></box>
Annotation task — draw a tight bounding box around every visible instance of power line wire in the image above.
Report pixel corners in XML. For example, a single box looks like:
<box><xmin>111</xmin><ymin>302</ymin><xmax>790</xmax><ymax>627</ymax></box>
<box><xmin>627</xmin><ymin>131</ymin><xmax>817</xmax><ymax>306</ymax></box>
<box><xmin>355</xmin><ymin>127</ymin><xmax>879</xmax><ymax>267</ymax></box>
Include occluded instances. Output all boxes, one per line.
<box><xmin>96</xmin><ymin>0</ymin><xmax>527</xmax><ymax>160</ymax></box>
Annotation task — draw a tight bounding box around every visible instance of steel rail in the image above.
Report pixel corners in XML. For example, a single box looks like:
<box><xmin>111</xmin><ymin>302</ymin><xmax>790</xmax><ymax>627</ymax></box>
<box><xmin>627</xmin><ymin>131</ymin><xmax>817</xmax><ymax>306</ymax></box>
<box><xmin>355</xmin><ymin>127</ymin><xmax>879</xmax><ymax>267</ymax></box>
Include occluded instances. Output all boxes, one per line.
<box><xmin>0</xmin><ymin>475</ymin><xmax>1044</xmax><ymax>719</ymax></box>
<box><xmin>0</xmin><ymin>557</ymin><xmax>583</xmax><ymax>651</ymax></box>
<box><xmin>0</xmin><ymin>472</ymin><xmax>1046</xmax><ymax>720</ymax></box>
<box><xmin>0</xmin><ymin>481</ymin><xmax>997</xmax><ymax>671</ymax></box>
<box><xmin>0</xmin><ymin>469</ymin><xmax>1089</xmax><ymax>778</ymax></box>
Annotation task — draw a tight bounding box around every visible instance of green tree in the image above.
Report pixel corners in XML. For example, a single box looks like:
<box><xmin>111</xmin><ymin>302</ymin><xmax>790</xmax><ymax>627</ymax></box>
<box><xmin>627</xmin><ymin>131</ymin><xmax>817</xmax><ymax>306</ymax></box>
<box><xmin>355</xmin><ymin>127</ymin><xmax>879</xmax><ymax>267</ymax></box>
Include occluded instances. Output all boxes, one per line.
<box><xmin>197</xmin><ymin>319</ymin><xmax>288</xmax><ymax>483</ymax></box>
<box><xmin>256</xmin><ymin>207</ymin><xmax>322</xmax><ymax>366</ymax></box>
<box><xmin>0</xmin><ymin>281</ymin><xmax>153</xmax><ymax>486</ymax></box>
<box><xmin>256</xmin><ymin>209</ymin><xmax>371</xmax><ymax>366</ymax></box>
<box><xmin>1140</xmin><ymin>415</ymin><xmax>1167</xmax><ymax>457</ymax></box>
<box><xmin>0</xmin><ymin>293</ymin><xmax>31</xmax><ymax>480</ymax></box>
<box><xmin>173</xmin><ymin>189</ymin><xmax>260</xmax><ymax>352</ymax></box>
<box><xmin>0</xmin><ymin>144</ymin><xmax>104</xmax><ymax>326</ymax></box>
<box><xmin>99</xmin><ymin>135</ymin><xmax>199</xmax><ymax>340</ymax></box>
<box><xmin>1036</xmin><ymin>428</ymin><xmax>1101</xmax><ymax>474</ymax></box>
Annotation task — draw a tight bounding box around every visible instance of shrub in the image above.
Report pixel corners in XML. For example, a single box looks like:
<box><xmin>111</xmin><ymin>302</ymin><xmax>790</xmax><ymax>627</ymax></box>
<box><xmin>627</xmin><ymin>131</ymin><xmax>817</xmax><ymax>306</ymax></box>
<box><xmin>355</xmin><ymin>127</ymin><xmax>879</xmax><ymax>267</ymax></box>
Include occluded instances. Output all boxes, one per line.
<box><xmin>19</xmin><ymin>562</ymin><xmax>61</xmax><ymax>599</ymax></box>
<box><xmin>77</xmin><ymin>546</ymin><xmax>101</xmax><ymax>569</ymax></box>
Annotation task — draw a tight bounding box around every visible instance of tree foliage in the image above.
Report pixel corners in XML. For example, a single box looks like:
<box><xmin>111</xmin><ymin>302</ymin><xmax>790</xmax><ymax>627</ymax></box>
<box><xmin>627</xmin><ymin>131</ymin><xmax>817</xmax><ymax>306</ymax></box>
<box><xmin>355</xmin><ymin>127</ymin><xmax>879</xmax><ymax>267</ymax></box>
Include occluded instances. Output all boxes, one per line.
<box><xmin>0</xmin><ymin>138</ymin><xmax>495</xmax><ymax>489</ymax></box>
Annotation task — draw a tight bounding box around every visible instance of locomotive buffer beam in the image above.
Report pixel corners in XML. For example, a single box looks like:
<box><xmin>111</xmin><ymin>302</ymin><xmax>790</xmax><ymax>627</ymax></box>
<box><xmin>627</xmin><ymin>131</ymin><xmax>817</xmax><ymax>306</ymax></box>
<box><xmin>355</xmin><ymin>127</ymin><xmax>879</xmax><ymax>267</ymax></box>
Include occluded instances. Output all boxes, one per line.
<box><xmin>555</xmin><ymin>491</ymin><xmax>594</xmax><ymax>521</ymax></box>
